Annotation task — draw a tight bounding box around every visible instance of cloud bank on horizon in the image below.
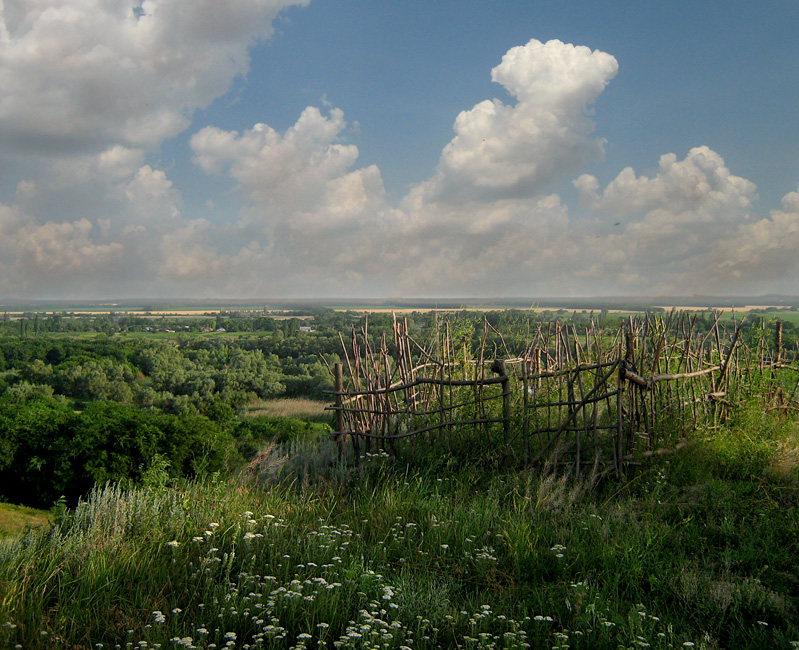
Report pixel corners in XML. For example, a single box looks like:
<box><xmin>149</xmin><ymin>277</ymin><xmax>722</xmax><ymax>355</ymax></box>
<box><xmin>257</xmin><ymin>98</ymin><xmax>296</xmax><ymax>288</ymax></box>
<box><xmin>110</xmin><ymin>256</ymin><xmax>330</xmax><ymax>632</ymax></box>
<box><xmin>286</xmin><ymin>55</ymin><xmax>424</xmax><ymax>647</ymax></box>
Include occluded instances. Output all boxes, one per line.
<box><xmin>1</xmin><ymin>0</ymin><xmax>798</xmax><ymax>299</ymax></box>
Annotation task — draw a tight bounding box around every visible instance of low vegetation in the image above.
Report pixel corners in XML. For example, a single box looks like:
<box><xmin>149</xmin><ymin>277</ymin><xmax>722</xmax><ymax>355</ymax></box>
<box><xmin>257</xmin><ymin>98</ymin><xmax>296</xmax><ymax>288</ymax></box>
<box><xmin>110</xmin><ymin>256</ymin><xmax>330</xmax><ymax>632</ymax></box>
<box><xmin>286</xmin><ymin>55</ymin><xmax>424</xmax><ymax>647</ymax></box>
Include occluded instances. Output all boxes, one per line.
<box><xmin>1</xmin><ymin>400</ymin><xmax>798</xmax><ymax>650</ymax></box>
<box><xmin>0</xmin><ymin>394</ymin><xmax>328</xmax><ymax>508</ymax></box>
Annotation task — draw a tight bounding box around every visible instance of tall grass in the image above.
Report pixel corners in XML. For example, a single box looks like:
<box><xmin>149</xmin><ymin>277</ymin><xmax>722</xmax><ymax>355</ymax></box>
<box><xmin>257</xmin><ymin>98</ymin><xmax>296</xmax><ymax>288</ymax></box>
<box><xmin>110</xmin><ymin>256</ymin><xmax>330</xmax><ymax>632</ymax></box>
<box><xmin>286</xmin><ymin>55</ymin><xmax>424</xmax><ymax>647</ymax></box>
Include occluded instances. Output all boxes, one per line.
<box><xmin>1</xmin><ymin>406</ymin><xmax>798</xmax><ymax>649</ymax></box>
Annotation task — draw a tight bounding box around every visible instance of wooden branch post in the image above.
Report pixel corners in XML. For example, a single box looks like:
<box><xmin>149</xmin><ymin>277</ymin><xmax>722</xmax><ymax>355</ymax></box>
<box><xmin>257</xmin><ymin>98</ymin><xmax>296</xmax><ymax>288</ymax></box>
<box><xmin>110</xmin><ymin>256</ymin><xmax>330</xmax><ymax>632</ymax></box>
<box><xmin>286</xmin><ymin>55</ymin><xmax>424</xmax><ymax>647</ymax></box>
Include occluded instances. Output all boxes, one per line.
<box><xmin>625</xmin><ymin>330</ymin><xmax>635</xmax><ymax>365</ymax></box>
<box><xmin>613</xmin><ymin>340</ymin><xmax>633</xmax><ymax>478</ymax></box>
<box><xmin>522</xmin><ymin>373</ymin><xmax>530</xmax><ymax>462</ymax></box>
<box><xmin>334</xmin><ymin>362</ymin><xmax>345</xmax><ymax>457</ymax></box>
<box><xmin>492</xmin><ymin>359</ymin><xmax>510</xmax><ymax>437</ymax></box>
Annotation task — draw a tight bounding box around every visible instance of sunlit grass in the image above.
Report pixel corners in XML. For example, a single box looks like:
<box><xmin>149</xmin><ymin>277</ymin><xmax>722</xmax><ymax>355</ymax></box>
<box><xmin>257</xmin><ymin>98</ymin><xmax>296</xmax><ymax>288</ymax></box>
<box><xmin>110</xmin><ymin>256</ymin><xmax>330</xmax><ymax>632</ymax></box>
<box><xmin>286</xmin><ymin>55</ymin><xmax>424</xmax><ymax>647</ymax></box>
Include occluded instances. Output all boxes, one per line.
<box><xmin>0</xmin><ymin>503</ymin><xmax>49</xmax><ymax>538</ymax></box>
<box><xmin>246</xmin><ymin>397</ymin><xmax>330</xmax><ymax>421</ymax></box>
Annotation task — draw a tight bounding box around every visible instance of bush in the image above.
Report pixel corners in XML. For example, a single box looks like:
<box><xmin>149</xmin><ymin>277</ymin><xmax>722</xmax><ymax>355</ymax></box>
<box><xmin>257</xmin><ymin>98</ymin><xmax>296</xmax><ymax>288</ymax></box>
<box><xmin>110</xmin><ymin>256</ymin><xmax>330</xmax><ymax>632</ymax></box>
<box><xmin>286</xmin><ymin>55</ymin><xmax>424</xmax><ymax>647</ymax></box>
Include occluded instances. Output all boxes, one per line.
<box><xmin>0</xmin><ymin>396</ymin><xmax>241</xmax><ymax>507</ymax></box>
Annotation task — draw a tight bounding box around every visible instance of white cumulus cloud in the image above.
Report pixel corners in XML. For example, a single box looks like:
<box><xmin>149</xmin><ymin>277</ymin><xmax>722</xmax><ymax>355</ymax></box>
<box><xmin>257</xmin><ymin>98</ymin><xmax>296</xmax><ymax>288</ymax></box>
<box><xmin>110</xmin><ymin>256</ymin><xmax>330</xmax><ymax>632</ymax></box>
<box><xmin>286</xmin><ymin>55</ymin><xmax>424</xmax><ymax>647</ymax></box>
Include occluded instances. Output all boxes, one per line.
<box><xmin>190</xmin><ymin>106</ymin><xmax>390</xmax><ymax>294</ymax></box>
<box><xmin>191</xmin><ymin>107</ymin><xmax>384</xmax><ymax>226</ymax></box>
<box><xmin>421</xmin><ymin>39</ymin><xmax>618</xmax><ymax>203</ymax></box>
<box><xmin>0</xmin><ymin>202</ymin><xmax>124</xmax><ymax>295</ymax></box>
<box><xmin>3</xmin><ymin>15</ymin><xmax>797</xmax><ymax>300</ymax></box>
<box><xmin>0</xmin><ymin>0</ymin><xmax>309</xmax><ymax>154</ymax></box>
<box><xmin>185</xmin><ymin>38</ymin><xmax>621</xmax><ymax>297</ymax></box>
<box><xmin>695</xmin><ymin>186</ymin><xmax>799</xmax><ymax>293</ymax></box>
<box><xmin>572</xmin><ymin>147</ymin><xmax>763</xmax><ymax>294</ymax></box>
<box><xmin>0</xmin><ymin>0</ymin><xmax>309</xmax><ymax>298</ymax></box>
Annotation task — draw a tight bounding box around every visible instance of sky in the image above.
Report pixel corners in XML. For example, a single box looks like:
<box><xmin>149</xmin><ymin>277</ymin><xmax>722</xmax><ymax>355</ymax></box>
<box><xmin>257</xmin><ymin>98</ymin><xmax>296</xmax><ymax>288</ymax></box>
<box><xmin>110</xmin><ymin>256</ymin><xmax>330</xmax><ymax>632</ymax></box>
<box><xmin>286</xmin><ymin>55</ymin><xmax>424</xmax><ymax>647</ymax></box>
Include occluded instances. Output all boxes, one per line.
<box><xmin>1</xmin><ymin>0</ymin><xmax>799</xmax><ymax>301</ymax></box>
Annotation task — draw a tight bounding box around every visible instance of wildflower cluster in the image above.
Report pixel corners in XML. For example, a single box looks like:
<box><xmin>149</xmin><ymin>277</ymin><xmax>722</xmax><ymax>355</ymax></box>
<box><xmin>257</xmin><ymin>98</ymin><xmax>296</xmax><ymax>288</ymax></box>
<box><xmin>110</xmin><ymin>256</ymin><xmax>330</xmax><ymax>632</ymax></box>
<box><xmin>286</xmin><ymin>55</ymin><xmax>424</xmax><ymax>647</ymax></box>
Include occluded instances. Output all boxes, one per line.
<box><xmin>77</xmin><ymin>511</ymin><xmax>559</xmax><ymax>650</ymax></box>
<box><xmin>2</xmin><ymin>469</ymin><xmax>795</xmax><ymax>650</ymax></box>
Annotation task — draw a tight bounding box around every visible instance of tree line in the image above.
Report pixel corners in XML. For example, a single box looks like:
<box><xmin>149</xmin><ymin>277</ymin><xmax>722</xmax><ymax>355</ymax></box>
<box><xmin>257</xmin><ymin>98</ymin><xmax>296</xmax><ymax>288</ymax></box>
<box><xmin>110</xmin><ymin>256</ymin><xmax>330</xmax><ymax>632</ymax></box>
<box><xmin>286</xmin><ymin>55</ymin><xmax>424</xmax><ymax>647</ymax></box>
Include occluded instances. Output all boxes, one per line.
<box><xmin>0</xmin><ymin>394</ymin><xmax>325</xmax><ymax>508</ymax></box>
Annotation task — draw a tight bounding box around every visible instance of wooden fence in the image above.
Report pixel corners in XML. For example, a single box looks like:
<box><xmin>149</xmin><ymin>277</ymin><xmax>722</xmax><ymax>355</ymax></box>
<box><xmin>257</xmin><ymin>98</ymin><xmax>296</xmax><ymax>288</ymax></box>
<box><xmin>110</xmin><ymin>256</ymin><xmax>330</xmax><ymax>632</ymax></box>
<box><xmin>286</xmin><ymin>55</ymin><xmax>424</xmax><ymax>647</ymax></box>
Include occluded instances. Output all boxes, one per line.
<box><xmin>327</xmin><ymin>313</ymin><xmax>799</xmax><ymax>474</ymax></box>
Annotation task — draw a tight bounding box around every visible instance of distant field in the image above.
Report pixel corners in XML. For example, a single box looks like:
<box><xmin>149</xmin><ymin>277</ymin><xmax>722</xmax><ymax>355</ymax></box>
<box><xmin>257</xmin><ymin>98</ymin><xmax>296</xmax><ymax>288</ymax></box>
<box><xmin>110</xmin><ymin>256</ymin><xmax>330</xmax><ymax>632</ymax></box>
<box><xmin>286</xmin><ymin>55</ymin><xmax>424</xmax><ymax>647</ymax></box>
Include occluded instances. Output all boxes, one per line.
<box><xmin>30</xmin><ymin>330</ymin><xmax>281</xmax><ymax>341</ymax></box>
<box><xmin>245</xmin><ymin>398</ymin><xmax>330</xmax><ymax>421</ymax></box>
<box><xmin>3</xmin><ymin>300</ymin><xmax>797</xmax><ymax>323</ymax></box>
<box><xmin>0</xmin><ymin>503</ymin><xmax>49</xmax><ymax>538</ymax></box>
<box><xmin>657</xmin><ymin>304</ymin><xmax>790</xmax><ymax>311</ymax></box>
<box><xmin>768</xmin><ymin>311</ymin><xmax>799</xmax><ymax>325</ymax></box>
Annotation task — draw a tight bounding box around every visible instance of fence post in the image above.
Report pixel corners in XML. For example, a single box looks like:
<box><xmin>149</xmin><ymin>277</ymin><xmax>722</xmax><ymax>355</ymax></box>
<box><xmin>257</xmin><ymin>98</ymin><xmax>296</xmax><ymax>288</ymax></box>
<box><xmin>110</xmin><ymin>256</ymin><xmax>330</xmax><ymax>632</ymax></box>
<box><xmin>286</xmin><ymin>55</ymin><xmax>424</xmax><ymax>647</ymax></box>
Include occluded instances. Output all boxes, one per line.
<box><xmin>492</xmin><ymin>359</ymin><xmax>510</xmax><ymax>438</ymax></box>
<box><xmin>334</xmin><ymin>362</ymin><xmax>345</xmax><ymax>457</ymax></box>
<box><xmin>522</xmin><ymin>370</ymin><xmax>529</xmax><ymax>463</ymax></box>
<box><xmin>616</xmin><ymin>331</ymin><xmax>630</xmax><ymax>478</ymax></box>
<box><xmin>625</xmin><ymin>330</ymin><xmax>635</xmax><ymax>365</ymax></box>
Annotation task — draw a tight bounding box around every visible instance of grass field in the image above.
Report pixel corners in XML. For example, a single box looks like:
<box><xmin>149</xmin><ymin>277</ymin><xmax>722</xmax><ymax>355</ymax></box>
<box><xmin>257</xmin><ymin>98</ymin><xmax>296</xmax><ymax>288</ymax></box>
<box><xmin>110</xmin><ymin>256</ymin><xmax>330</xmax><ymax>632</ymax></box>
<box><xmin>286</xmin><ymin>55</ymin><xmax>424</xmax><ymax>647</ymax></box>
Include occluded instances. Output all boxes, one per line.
<box><xmin>0</xmin><ymin>503</ymin><xmax>49</xmax><ymax>538</ymax></box>
<box><xmin>246</xmin><ymin>397</ymin><xmax>331</xmax><ymax>421</ymax></box>
<box><xmin>1</xmin><ymin>400</ymin><xmax>798</xmax><ymax>649</ymax></box>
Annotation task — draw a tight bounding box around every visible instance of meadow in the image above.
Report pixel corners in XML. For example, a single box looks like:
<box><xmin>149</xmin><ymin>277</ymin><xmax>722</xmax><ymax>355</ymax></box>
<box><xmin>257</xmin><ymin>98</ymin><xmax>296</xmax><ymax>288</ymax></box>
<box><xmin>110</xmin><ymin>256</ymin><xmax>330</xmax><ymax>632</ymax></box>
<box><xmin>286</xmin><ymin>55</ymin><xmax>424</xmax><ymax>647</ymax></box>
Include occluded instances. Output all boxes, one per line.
<box><xmin>1</xmin><ymin>401</ymin><xmax>798</xmax><ymax>650</ymax></box>
<box><xmin>245</xmin><ymin>397</ymin><xmax>330</xmax><ymax>421</ymax></box>
<box><xmin>0</xmin><ymin>502</ymin><xmax>48</xmax><ymax>538</ymax></box>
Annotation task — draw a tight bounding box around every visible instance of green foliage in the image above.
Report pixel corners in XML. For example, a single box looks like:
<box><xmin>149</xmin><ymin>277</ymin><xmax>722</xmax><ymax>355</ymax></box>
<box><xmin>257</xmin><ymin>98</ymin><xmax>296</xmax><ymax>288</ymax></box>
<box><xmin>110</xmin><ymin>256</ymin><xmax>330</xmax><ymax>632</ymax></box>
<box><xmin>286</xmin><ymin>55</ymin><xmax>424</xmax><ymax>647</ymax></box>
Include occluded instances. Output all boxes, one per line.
<box><xmin>672</xmin><ymin>403</ymin><xmax>789</xmax><ymax>483</ymax></box>
<box><xmin>233</xmin><ymin>416</ymin><xmax>331</xmax><ymax>461</ymax></box>
<box><xmin>0</xmin><ymin>395</ymin><xmax>241</xmax><ymax>508</ymax></box>
<box><xmin>140</xmin><ymin>453</ymin><xmax>172</xmax><ymax>490</ymax></box>
<box><xmin>0</xmin><ymin>394</ymin><xmax>77</xmax><ymax>506</ymax></box>
<box><xmin>1</xmin><ymin>430</ymin><xmax>798</xmax><ymax>649</ymax></box>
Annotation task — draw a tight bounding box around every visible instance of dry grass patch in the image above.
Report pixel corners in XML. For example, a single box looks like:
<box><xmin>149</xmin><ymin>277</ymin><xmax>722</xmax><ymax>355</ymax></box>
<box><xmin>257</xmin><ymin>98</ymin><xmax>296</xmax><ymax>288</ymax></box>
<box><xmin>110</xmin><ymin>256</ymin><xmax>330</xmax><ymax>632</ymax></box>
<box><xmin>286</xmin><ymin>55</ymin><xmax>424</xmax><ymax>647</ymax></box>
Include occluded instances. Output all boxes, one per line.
<box><xmin>246</xmin><ymin>397</ymin><xmax>329</xmax><ymax>420</ymax></box>
<box><xmin>0</xmin><ymin>503</ymin><xmax>49</xmax><ymax>538</ymax></box>
<box><xmin>768</xmin><ymin>422</ymin><xmax>799</xmax><ymax>479</ymax></box>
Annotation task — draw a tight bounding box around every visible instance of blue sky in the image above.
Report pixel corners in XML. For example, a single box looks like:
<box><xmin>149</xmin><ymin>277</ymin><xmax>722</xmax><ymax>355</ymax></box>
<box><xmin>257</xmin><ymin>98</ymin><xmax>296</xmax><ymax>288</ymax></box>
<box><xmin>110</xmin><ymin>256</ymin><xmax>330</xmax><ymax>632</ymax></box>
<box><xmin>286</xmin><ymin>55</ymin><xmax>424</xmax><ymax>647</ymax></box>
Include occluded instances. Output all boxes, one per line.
<box><xmin>1</xmin><ymin>0</ymin><xmax>798</xmax><ymax>299</ymax></box>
